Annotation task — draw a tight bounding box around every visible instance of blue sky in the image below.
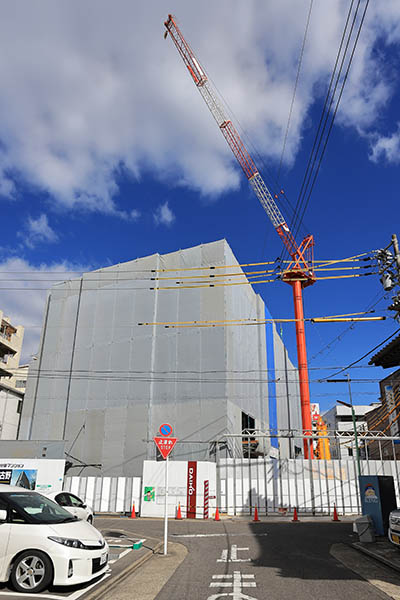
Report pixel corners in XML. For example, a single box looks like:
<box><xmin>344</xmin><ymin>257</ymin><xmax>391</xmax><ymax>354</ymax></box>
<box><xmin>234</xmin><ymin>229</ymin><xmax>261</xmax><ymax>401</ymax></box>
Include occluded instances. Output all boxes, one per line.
<box><xmin>0</xmin><ymin>1</ymin><xmax>399</xmax><ymax>414</ymax></box>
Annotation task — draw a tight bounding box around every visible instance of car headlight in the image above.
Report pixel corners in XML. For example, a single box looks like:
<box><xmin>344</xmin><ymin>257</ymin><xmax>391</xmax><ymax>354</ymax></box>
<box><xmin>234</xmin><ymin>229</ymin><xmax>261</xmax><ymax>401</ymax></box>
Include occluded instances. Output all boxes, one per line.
<box><xmin>390</xmin><ymin>515</ymin><xmax>400</xmax><ymax>525</ymax></box>
<box><xmin>48</xmin><ymin>536</ymin><xmax>86</xmax><ymax>549</ymax></box>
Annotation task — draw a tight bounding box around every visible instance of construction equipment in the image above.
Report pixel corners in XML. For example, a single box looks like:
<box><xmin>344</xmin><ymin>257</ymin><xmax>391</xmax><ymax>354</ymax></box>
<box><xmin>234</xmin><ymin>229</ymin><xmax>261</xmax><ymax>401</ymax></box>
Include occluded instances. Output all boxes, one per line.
<box><xmin>164</xmin><ymin>14</ymin><xmax>315</xmax><ymax>457</ymax></box>
<box><xmin>314</xmin><ymin>416</ymin><xmax>331</xmax><ymax>460</ymax></box>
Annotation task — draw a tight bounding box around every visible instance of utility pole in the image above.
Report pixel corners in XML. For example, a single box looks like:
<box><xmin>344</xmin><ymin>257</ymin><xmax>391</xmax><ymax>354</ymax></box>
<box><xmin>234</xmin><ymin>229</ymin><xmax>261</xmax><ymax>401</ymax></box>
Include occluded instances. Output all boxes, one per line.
<box><xmin>392</xmin><ymin>233</ymin><xmax>400</xmax><ymax>274</ymax></box>
<box><xmin>376</xmin><ymin>233</ymin><xmax>400</xmax><ymax>322</ymax></box>
<box><xmin>327</xmin><ymin>375</ymin><xmax>361</xmax><ymax>477</ymax></box>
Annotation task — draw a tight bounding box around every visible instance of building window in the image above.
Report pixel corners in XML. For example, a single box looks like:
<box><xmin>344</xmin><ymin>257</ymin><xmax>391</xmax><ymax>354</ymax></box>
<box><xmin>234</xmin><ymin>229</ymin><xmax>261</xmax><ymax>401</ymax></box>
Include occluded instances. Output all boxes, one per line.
<box><xmin>15</xmin><ymin>380</ymin><xmax>26</xmax><ymax>388</ymax></box>
<box><xmin>17</xmin><ymin>400</ymin><xmax>23</xmax><ymax>414</ymax></box>
<box><xmin>242</xmin><ymin>412</ymin><xmax>255</xmax><ymax>432</ymax></box>
<box><xmin>347</xmin><ymin>447</ymin><xmax>353</xmax><ymax>457</ymax></box>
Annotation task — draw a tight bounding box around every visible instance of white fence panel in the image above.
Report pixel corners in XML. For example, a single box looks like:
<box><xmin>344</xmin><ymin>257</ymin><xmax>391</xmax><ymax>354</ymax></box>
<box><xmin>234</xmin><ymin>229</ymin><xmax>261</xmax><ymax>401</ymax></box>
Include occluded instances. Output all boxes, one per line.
<box><xmin>64</xmin><ymin>475</ymin><xmax>142</xmax><ymax>514</ymax></box>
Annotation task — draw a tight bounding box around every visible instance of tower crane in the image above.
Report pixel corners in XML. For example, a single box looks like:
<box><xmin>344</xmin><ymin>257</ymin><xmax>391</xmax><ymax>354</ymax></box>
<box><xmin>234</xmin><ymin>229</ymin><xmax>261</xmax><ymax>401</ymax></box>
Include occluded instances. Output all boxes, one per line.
<box><xmin>164</xmin><ymin>14</ymin><xmax>316</xmax><ymax>457</ymax></box>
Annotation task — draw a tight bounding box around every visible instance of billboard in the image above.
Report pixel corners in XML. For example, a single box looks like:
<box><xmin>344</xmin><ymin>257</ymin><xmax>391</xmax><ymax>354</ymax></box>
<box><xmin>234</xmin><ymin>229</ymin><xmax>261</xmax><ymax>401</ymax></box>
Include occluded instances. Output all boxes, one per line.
<box><xmin>0</xmin><ymin>459</ymin><xmax>65</xmax><ymax>493</ymax></box>
<box><xmin>311</xmin><ymin>403</ymin><xmax>320</xmax><ymax>423</ymax></box>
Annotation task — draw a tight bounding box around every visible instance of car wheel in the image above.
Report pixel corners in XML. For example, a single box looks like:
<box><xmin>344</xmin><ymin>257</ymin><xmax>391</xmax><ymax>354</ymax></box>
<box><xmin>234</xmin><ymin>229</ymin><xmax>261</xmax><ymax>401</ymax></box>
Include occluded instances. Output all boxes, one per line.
<box><xmin>10</xmin><ymin>550</ymin><xmax>53</xmax><ymax>593</ymax></box>
<box><xmin>87</xmin><ymin>515</ymin><xmax>93</xmax><ymax>524</ymax></box>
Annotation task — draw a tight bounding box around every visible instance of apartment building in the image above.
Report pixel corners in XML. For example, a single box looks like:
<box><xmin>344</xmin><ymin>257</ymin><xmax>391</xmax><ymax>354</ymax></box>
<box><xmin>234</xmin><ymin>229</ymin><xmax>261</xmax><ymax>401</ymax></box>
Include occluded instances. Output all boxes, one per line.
<box><xmin>0</xmin><ymin>311</ymin><xmax>25</xmax><ymax>439</ymax></box>
<box><xmin>365</xmin><ymin>369</ymin><xmax>400</xmax><ymax>459</ymax></box>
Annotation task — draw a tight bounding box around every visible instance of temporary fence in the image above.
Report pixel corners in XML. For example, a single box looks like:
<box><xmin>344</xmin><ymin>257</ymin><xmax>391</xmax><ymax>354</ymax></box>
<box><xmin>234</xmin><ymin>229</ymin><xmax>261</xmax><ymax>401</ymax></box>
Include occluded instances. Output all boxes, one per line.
<box><xmin>63</xmin><ymin>431</ymin><xmax>400</xmax><ymax>518</ymax></box>
<box><xmin>216</xmin><ymin>431</ymin><xmax>400</xmax><ymax>516</ymax></box>
<box><xmin>64</xmin><ymin>475</ymin><xmax>141</xmax><ymax>514</ymax></box>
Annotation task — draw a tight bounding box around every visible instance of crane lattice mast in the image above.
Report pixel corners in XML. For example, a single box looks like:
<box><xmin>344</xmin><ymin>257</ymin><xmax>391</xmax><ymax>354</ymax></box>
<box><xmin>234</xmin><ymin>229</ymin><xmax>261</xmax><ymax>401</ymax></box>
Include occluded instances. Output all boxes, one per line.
<box><xmin>164</xmin><ymin>14</ymin><xmax>315</xmax><ymax>457</ymax></box>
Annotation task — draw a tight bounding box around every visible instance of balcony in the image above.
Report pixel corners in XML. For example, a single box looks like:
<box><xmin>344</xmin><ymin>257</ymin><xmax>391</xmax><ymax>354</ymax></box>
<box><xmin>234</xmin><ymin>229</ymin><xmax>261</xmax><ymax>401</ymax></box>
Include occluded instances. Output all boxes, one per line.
<box><xmin>0</xmin><ymin>335</ymin><xmax>17</xmax><ymax>355</ymax></box>
<box><xmin>0</xmin><ymin>361</ymin><xmax>13</xmax><ymax>377</ymax></box>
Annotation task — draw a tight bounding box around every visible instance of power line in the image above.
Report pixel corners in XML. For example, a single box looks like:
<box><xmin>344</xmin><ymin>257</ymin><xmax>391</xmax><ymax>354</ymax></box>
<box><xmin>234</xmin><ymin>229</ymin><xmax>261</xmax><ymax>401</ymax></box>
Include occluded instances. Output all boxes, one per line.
<box><xmin>319</xmin><ymin>326</ymin><xmax>400</xmax><ymax>381</ymax></box>
<box><xmin>287</xmin><ymin>0</ymin><xmax>359</xmax><ymax>249</ymax></box>
<box><xmin>309</xmin><ymin>291</ymin><xmax>387</xmax><ymax>362</ymax></box>
<box><xmin>277</xmin><ymin>0</ymin><xmax>314</xmax><ymax>182</ymax></box>
<box><xmin>292</xmin><ymin>0</ymin><xmax>371</xmax><ymax>243</ymax></box>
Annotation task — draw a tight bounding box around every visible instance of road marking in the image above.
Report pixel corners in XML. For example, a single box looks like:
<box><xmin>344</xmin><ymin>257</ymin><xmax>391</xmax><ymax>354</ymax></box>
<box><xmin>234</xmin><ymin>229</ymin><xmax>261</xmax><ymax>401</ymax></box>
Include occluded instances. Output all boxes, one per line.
<box><xmin>109</xmin><ymin>547</ymin><xmax>132</xmax><ymax>564</ymax></box>
<box><xmin>0</xmin><ymin>593</ymin><xmax>62</xmax><ymax>599</ymax></box>
<box><xmin>208</xmin><ymin>571</ymin><xmax>257</xmax><ymax>599</ymax></box>
<box><xmin>172</xmin><ymin>533</ymin><xmax>268</xmax><ymax>538</ymax></box>
<box><xmin>0</xmin><ymin>571</ymin><xmax>113</xmax><ymax>599</ymax></box>
<box><xmin>217</xmin><ymin>546</ymin><xmax>251</xmax><ymax>563</ymax></box>
<box><xmin>64</xmin><ymin>572</ymin><xmax>112</xmax><ymax>600</ymax></box>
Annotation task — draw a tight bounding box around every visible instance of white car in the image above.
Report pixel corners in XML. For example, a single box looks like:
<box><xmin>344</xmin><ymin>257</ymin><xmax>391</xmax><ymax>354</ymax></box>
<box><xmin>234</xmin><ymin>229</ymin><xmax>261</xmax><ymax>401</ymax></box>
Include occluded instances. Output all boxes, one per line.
<box><xmin>0</xmin><ymin>485</ymin><xmax>108</xmax><ymax>593</ymax></box>
<box><xmin>388</xmin><ymin>509</ymin><xmax>400</xmax><ymax>546</ymax></box>
<box><xmin>47</xmin><ymin>491</ymin><xmax>94</xmax><ymax>523</ymax></box>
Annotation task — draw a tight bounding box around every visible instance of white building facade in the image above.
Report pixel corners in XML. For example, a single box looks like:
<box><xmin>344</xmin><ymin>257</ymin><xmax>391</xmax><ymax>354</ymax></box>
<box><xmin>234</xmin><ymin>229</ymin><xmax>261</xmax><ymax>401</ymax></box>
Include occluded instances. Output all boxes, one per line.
<box><xmin>0</xmin><ymin>311</ymin><xmax>25</xmax><ymax>439</ymax></box>
<box><xmin>323</xmin><ymin>404</ymin><xmax>378</xmax><ymax>459</ymax></box>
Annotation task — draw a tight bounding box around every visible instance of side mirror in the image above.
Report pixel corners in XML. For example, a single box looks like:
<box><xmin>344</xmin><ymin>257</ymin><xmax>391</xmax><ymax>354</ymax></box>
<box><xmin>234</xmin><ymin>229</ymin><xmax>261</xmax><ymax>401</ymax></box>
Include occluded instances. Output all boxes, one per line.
<box><xmin>81</xmin><ymin>504</ymin><xmax>87</xmax><ymax>509</ymax></box>
<box><xmin>0</xmin><ymin>509</ymin><xmax>7</xmax><ymax>522</ymax></box>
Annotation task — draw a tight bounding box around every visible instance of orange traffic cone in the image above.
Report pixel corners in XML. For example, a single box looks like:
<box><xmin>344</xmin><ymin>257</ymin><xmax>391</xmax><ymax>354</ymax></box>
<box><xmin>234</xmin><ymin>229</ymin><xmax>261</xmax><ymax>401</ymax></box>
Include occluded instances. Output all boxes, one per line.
<box><xmin>332</xmin><ymin>504</ymin><xmax>340</xmax><ymax>522</ymax></box>
<box><xmin>130</xmin><ymin>502</ymin><xmax>136</xmax><ymax>519</ymax></box>
<box><xmin>292</xmin><ymin>507</ymin><xmax>299</xmax><ymax>522</ymax></box>
<box><xmin>214</xmin><ymin>506</ymin><xmax>220</xmax><ymax>521</ymax></box>
<box><xmin>176</xmin><ymin>503</ymin><xmax>183</xmax><ymax>520</ymax></box>
<box><xmin>253</xmin><ymin>505</ymin><xmax>260</xmax><ymax>522</ymax></box>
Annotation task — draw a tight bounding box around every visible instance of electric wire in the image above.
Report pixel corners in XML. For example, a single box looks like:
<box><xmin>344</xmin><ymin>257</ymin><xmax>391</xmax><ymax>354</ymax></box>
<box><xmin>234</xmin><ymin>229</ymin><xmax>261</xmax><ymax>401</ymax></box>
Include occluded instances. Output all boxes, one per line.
<box><xmin>309</xmin><ymin>290</ymin><xmax>387</xmax><ymax>363</ymax></box>
<box><xmin>287</xmin><ymin>0</ymin><xmax>358</xmax><ymax>251</ymax></box>
<box><xmin>277</xmin><ymin>0</ymin><xmax>314</xmax><ymax>182</ymax></box>
<box><xmin>292</xmin><ymin>0</ymin><xmax>371</xmax><ymax>245</ymax></box>
<box><xmin>319</xmin><ymin>326</ymin><xmax>400</xmax><ymax>381</ymax></box>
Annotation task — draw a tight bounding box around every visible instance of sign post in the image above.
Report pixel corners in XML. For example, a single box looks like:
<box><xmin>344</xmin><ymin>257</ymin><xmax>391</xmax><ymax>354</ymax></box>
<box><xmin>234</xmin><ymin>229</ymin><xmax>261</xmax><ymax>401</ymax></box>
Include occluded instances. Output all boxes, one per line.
<box><xmin>164</xmin><ymin>456</ymin><xmax>169</xmax><ymax>555</ymax></box>
<box><xmin>153</xmin><ymin>423</ymin><xmax>177</xmax><ymax>556</ymax></box>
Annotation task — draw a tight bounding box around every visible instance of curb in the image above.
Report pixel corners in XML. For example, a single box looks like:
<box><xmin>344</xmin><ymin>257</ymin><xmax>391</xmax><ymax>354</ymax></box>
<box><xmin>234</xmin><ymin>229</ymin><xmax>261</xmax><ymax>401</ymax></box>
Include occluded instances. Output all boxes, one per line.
<box><xmin>84</xmin><ymin>540</ymin><xmax>163</xmax><ymax>600</ymax></box>
<box><xmin>351</xmin><ymin>542</ymin><xmax>400</xmax><ymax>574</ymax></box>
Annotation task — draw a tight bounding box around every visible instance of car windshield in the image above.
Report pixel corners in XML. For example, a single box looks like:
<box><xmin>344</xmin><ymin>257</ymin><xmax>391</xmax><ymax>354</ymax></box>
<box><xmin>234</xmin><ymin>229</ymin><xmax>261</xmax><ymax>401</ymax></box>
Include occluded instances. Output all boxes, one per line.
<box><xmin>5</xmin><ymin>492</ymin><xmax>78</xmax><ymax>524</ymax></box>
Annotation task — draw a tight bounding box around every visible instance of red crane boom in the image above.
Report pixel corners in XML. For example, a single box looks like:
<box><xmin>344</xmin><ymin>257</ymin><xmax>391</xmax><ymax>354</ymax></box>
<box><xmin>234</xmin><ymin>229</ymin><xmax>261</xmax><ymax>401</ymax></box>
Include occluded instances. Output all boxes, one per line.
<box><xmin>164</xmin><ymin>14</ymin><xmax>315</xmax><ymax>457</ymax></box>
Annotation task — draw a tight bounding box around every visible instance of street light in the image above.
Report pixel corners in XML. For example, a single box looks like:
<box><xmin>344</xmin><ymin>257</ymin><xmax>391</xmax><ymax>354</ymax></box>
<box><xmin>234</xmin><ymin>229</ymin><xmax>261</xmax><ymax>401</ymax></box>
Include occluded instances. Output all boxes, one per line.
<box><xmin>326</xmin><ymin>373</ymin><xmax>361</xmax><ymax>477</ymax></box>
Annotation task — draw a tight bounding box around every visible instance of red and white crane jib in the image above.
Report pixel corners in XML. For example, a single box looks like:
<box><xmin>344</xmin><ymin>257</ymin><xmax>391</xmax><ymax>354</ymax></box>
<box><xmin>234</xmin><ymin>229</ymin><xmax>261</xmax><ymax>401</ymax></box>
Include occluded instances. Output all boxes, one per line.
<box><xmin>164</xmin><ymin>14</ymin><xmax>303</xmax><ymax>262</ymax></box>
<box><xmin>164</xmin><ymin>14</ymin><xmax>316</xmax><ymax>457</ymax></box>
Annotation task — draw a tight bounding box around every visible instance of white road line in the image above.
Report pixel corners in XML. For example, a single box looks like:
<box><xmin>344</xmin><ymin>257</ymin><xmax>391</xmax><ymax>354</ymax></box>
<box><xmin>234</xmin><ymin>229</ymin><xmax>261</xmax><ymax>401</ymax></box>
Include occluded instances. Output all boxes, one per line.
<box><xmin>217</xmin><ymin>545</ymin><xmax>251</xmax><ymax>562</ymax></box>
<box><xmin>0</xmin><ymin>593</ymin><xmax>61</xmax><ymax>599</ymax></box>
<box><xmin>0</xmin><ymin>573</ymin><xmax>112</xmax><ymax>600</ymax></box>
<box><xmin>172</xmin><ymin>533</ymin><xmax>268</xmax><ymax>538</ymax></box>
<box><xmin>208</xmin><ymin>572</ymin><xmax>257</xmax><ymax>600</ymax></box>
<box><xmin>64</xmin><ymin>572</ymin><xmax>112</xmax><ymax>600</ymax></box>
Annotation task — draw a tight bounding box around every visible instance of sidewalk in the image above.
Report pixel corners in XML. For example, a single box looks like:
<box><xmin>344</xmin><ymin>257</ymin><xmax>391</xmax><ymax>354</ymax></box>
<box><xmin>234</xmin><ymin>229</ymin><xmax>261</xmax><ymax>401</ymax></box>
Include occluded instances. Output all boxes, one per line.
<box><xmin>92</xmin><ymin>542</ymin><xmax>187</xmax><ymax>600</ymax></box>
<box><xmin>352</xmin><ymin>537</ymin><xmax>400</xmax><ymax>573</ymax></box>
<box><xmin>85</xmin><ymin>530</ymin><xmax>163</xmax><ymax>600</ymax></box>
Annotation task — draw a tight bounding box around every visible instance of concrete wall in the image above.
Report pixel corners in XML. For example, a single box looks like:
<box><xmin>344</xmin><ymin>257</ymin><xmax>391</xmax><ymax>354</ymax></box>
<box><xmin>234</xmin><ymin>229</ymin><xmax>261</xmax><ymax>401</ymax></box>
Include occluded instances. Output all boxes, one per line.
<box><xmin>0</xmin><ymin>388</ymin><xmax>21</xmax><ymax>439</ymax></box>
<box><xmin>20</xmin><ymin>240</ymin><xmax>272</xmax><ymax>476</ymax></box>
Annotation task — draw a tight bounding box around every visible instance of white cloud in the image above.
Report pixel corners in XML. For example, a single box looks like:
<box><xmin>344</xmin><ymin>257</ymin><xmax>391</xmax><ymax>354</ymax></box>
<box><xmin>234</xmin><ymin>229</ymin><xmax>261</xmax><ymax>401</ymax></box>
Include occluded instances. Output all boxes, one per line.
<box><xmin>0</xmin><ymin>1</ymin><xmax>398</xmax><ymax>210</ymax></box>
<box><xmin>0</xmin><ymin>258</ymin><xmax>90</xmax><ymax>362</ymax></box>
<box><xmin>129</xmin><ymin>209</ymin><xmax>141</xmax><ymax>221</ymax></box>
<box><xmin>153</xmin><ymin>201</ymin><xmax>175</xmax><ymax>226</ymax></box>
<box><xmin>22</xmin><ymin>214</ymin><xmax>58</xmax><ymax>248</ymax></box>
<box><xmin>369</xmin><ymin>124</ymin><xmax>400</xmax><ymax>164</ymax></box>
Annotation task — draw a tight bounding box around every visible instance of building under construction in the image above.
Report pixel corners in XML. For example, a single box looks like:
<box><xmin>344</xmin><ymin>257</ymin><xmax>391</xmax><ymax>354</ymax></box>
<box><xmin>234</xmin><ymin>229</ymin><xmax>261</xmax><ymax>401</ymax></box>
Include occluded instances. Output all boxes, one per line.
<box><xmin>19</xmin><ymin>240</ymin><xmax>302</xmax><ymax>476</ymax></box>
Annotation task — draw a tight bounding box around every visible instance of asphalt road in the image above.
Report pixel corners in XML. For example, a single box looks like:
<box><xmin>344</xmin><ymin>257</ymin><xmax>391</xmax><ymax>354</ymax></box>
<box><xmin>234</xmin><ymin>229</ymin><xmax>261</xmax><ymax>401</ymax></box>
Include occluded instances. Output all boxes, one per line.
<box><xmin>94</xmin><ymin>517</ymin><xmax>395</xmax><ymax>600</ymax></box>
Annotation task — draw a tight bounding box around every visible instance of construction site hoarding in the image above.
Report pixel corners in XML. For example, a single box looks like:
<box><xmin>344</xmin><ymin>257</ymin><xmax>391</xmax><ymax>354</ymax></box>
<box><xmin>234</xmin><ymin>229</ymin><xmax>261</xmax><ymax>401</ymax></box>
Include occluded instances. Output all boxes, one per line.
<box><xmin>19</xmin><ymin>240</ymin><xmax>292</xmax><ymax>476</ymax></box>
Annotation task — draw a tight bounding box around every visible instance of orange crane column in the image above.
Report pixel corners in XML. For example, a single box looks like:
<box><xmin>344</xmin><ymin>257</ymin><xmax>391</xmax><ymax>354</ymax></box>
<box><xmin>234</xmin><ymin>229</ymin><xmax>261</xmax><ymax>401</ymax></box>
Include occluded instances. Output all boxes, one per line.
<box><xmin>291</xmin><ymin>280</ymin><xmax>313</xmax><ymax>458</ymax></box>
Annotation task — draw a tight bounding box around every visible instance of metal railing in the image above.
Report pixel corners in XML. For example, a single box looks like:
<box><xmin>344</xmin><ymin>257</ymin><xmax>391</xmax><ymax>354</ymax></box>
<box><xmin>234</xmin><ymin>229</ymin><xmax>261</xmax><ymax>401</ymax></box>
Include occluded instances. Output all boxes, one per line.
<box><xmin>215</xmin><ymin>430</ymin><xmax>400</xmax><ymax>516</ymax></box>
